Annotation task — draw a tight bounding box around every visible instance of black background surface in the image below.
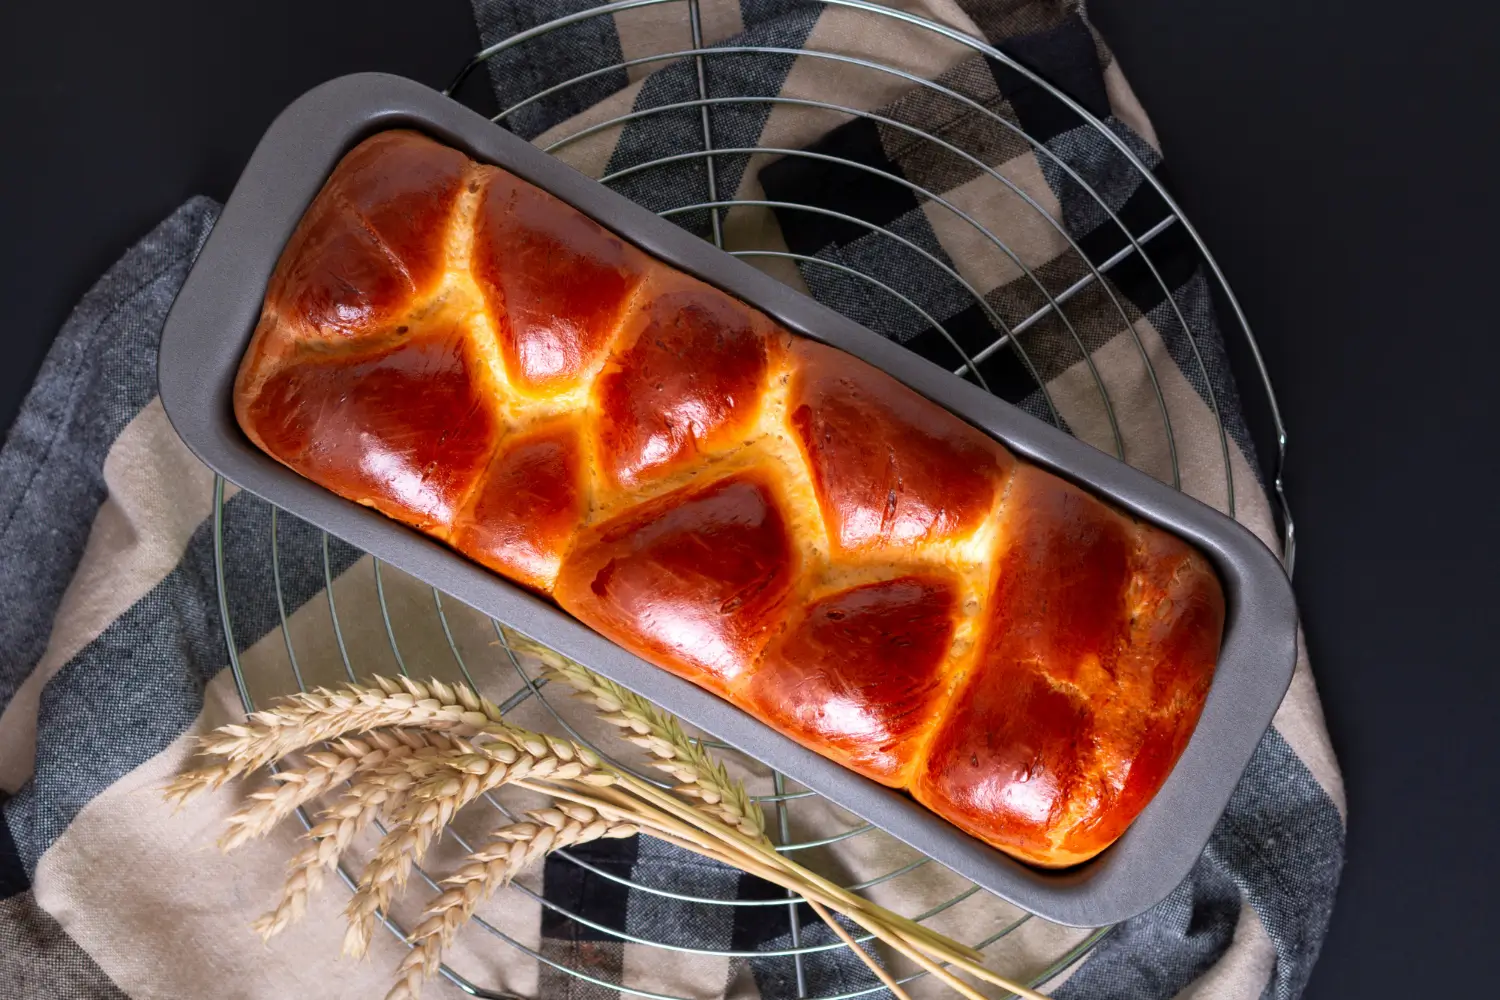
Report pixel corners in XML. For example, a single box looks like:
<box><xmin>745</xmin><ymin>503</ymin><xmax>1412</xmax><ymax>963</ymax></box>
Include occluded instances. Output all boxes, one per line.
<box><xmin>2</xmin><ymin>2</ymin><xmax>1496</xmax><ymax>996</ymax></box>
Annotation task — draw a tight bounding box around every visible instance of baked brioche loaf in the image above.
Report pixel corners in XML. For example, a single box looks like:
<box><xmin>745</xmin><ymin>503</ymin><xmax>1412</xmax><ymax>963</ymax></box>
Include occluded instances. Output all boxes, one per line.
<box><xmin>233</xmin><ymin>130</ymin><xmax>1225</xmax><ymax>867</ymax></box>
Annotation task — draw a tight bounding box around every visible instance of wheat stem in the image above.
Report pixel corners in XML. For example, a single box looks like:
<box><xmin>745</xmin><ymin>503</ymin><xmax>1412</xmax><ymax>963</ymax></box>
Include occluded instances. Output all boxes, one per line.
<box><xmin>488</xmin><ymin>651</ymin><xmax>961</xmax><ymax>961</ymax></box>
<box><xmin>516</xmin><ymin>774</ymin><xmax>1039</xmax><ymax>999</ymax></box>
<box><xmin>511</xmin><ymin>632</ymin><xmax>768</xmax><ymax>843</ymax></box>
<box><xmin>608</xmin><ymin>769</ymin><xmax>978</xmax><ymax>964</ymax></box>
<box><xmin>842</xmin><ymin>907</ymin><xmax>990</xmax><ymax>1000</ymax></box>
<box><xmin>805</xmin><ymin>898</ymin><xmax>912</xmax><ymax>1000</ymax></box>
<box><xmin>522</xmin><ymin>776</ymin><xmax>1020</xmax><ymax>997</ymax></box>
<box><xmin>520</xmin><ymin>779</ymin><xmax>909</xmax><ymax>955</ymax></box>
<box><xmin>890</xmin><ymin>925</ymin><xmax>1054</xmax><ymax>1000</ymax></box>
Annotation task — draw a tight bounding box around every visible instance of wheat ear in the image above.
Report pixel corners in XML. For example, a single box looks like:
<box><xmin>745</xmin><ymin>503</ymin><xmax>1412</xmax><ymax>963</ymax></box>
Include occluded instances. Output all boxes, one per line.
<box><xmin>343</xmin><ymin>726</ymin><xmax>610</xmax><ymax>958</ymax></box>
<box><xmin>218</xmin><ymin>749</ymin><xmax>359</xmax><ymax>851</ymax></box>
<box><xmin>168</xmin><ymin>678</ymin><xmax>1051</xmax><ymax>1000</ymax></box>
<box><xmin>251</xmin><ymin>731</ymin><xmax>457</xmax><ymax>940</ymax></box>
<box><xmin>502</xmin><ymin>627</ymin><xmax>766</xmax><ymax>842</ymax></box>
<box><xmin>384</xmin><ymin>803</ymin><xmax>638</xmax><ymax>1000</ymax></box>
<box><xmin>225</xmin><ymin>724</ymin><xmax>486</xmax><ymax>852</ymax></box>
<box><xmin>170</xmin><ymin>677</ymin><xmax>504</xmax><ymax>799</ymax></box>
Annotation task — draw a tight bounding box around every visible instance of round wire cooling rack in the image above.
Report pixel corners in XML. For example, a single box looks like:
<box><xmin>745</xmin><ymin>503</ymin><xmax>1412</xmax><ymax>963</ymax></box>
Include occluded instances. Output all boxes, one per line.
<box><xmin>210</xmin><ymin>2</ymin><xmax>1297</xmax><ymax>997</ymax></box>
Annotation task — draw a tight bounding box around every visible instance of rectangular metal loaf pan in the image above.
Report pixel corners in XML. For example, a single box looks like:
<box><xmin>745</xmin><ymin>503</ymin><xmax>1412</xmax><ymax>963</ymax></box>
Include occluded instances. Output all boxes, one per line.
<box><xmin>157</xmin><ymin>72</ymin><xmax>1297</xmax><ymax>928</ymax></box>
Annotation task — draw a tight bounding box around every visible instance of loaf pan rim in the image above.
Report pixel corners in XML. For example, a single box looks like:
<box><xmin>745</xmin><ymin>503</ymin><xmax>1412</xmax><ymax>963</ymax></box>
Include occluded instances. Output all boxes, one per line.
<box><xmin>157</xmin><ymin>72</ymin><xmax>1298</xmax><ymax>928</ymax></box>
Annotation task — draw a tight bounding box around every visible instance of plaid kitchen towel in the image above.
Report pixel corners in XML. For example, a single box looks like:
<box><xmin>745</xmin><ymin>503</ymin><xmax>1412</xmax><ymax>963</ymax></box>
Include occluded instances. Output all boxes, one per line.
<box><xmin>0</xmin><ymin>2</ymin><xmax>1344</xmax><ymax>999</ymax></box>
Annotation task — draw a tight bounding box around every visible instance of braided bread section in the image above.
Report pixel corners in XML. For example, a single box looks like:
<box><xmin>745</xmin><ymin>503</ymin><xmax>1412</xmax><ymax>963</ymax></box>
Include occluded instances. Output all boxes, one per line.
<box><xmin>233</xmin><ymin>131</ymin><xmax>1224</xmax><ymax>868</ymax></box>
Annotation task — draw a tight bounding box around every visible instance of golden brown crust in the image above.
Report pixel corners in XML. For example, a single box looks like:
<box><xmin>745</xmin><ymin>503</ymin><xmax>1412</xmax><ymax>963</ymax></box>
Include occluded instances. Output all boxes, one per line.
<box><xmin>233</xmin><ymin>130</ymin><xmax>1226</xmax><ymax>867</ymax></box>
<box><xmin>788</xmin><ymin>339</ymin><xmax>1014</xmax><ymax>554</ymax></box>
<box><xmin>473</xmin><ymin>166</ymin><xmax>649</xmax><ymax>394</ymax></box>
<box><xmin>240</xmin><ymin>327</ymin><xmax>501</xmax><ymax>533</ymax></box>
<box><xmin>594</xmin><ymin>276</ymin><xmax>786</xmax><ymax>489</ymax></box>
<box><xmin>450</xmin><ymin>417</ymin><xmax>589</xmax><ymax>592</ymax></box>
<box><xmin>744</xmin><ymin>574</ymin><xmax>960</xmax><ymax>786</ymax></box>
<box><xmin>555</xmin><ymin>469</ymin><xmax>798</xmax><ymax>696</ymax></box>
<box><xmin>264</xmin><ymin>131</ymin><xmax>470</xmax><ymax>345</ymax></box>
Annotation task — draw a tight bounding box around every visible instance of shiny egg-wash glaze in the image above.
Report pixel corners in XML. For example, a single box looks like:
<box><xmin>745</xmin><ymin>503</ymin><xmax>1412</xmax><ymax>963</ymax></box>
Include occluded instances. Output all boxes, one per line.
<box><xmin>234</xmin><ymin>131</ymin><xmax>1225</xmax><ymax>869</ymax></box>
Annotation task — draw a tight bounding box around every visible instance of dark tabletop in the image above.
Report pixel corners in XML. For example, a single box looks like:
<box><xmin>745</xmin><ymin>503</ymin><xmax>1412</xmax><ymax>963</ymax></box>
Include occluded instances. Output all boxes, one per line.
<box><xmin>2</xmin><ymin>1</ymin><xmax>1496</xmax><ymax>996</ymax></box>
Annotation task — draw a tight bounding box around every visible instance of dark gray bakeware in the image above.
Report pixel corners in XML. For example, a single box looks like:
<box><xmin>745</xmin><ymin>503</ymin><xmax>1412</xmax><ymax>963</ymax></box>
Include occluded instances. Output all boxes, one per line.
<box><xmin>158</xmin><ymin>72</ymin><xmax>1297</xmax><ymax>928</ymax></box>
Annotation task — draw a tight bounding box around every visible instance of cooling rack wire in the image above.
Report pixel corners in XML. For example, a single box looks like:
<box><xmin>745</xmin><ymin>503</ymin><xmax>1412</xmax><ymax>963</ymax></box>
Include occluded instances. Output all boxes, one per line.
<box><xmin>210</xmin><ymin>2</ymin><xmax>1295</xmax><ymax>997</ymax></box>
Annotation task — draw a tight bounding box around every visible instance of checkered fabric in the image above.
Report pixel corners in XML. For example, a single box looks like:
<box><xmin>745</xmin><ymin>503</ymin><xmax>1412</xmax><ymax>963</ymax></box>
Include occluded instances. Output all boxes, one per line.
<box><xmin>0</xmin><ymin>3</ymin><xmax>1344</xmax><ymax>999</ymax></box>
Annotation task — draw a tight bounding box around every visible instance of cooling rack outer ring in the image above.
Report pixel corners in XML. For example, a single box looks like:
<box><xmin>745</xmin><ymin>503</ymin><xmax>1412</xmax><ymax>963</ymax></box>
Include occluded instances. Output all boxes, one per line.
<box><xmin>158</xmin><ymin>71</ymin><xmax>1297</xmax><ymax>928</ymax></box>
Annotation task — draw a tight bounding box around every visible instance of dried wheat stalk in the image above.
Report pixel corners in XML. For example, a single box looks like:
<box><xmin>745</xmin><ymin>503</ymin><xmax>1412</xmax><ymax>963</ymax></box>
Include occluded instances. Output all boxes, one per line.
<box><xmin>164</xmin><ymin>677</ymin><xmax>505</xmax><ymax>804</ymax></box>
<box><xmin>385</xmin><ymin>802</ymin><xmax>639</xmax><ymax>1000</ymax></box>
<box><xmin>170</xmin><ymin>673</ymin><xmax>1051</xmax><ymax>1000</ymax></box>
<box><xmin>251</xmin><ymin>731</ymin><xmax>459</xmax><ymax>939</ymax></box>
<box><xmin>504</xmin><ymin>640</ymin><xmax>1025</xmax><ymax>997</ymax></box>
<box><xmin>501</xmin><ymin>626</ymin><xmax>766</xmax><ymax>842</ymax></box>
<box><xmin>342</xmin><ymin>730</ymin><xmax>612</xmax><ymax>958</ymax></box>
<box><xmin>218</xmin><ymin>749</ymin><xmax>359</xmax><ymax>851</ymax></box>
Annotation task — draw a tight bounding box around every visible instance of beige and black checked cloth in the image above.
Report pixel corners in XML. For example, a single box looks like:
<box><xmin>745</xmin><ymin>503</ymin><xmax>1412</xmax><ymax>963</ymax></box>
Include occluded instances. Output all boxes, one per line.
<box><xmin>0</xmin><ymin>2</ymin><xmax>1344</xmax><ymax>998</ymax></box>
